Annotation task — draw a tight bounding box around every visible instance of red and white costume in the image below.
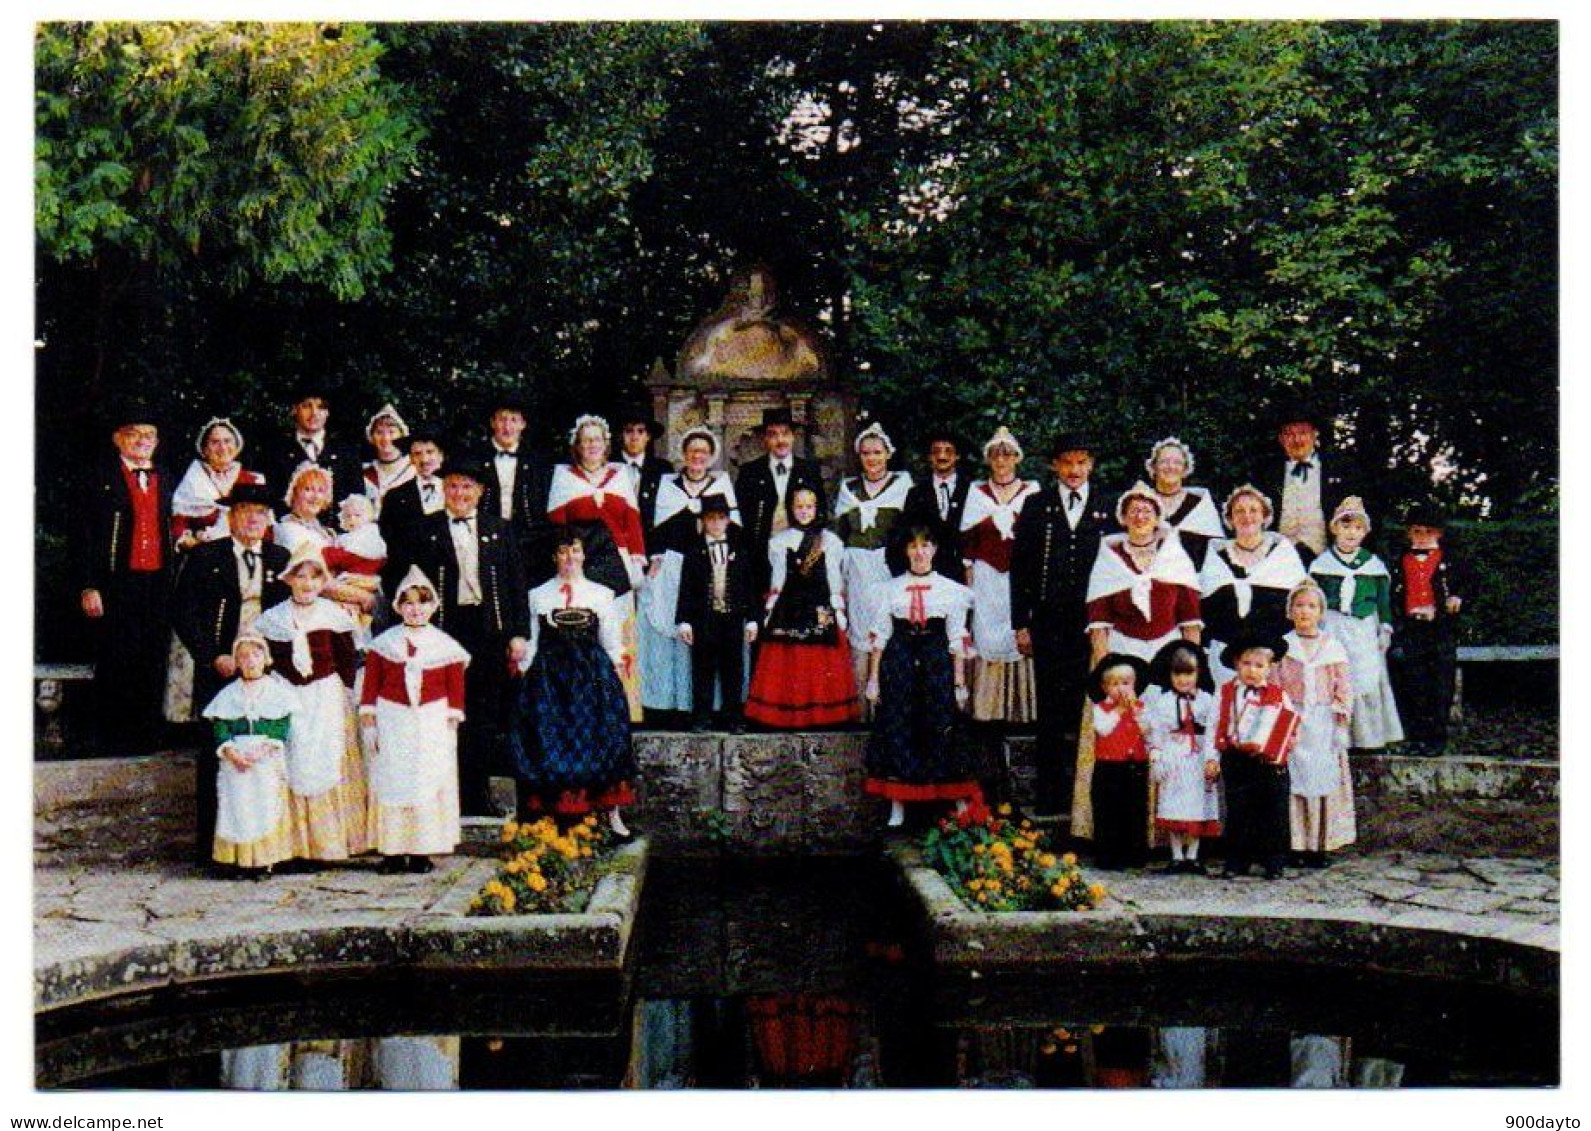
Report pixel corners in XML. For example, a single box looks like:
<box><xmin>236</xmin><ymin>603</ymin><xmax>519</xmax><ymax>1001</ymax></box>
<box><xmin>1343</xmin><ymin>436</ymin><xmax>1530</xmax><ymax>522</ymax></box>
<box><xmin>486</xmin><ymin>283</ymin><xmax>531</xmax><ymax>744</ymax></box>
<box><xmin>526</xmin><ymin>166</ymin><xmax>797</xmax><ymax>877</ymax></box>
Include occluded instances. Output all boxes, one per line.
<box><xmin>171</xmin><ymin>461</ymin><xmax>266</xmax><ymax>544</ymax></box>
<box><xmin>1144</xmin><ymin>687</ymin><xmax>1221</xmax><ymax>836</ymax></box>
<box><xmin>325</xmin><ymin>522</ymin><xmax>388</xmax><ymax>649</ymax></box>
<box><xmin>363</xmin><ymin>457</ymin><xmax>416</xmax><ymax>513</ymax></box>
<box><xmin>359</xmin><ymin>623</ymin><xmax>470</xmax><ymax>855</ymax></box>
<box><xmin>1214</xmin><ymin>680</ymin><xmax>1300</xmax><ymax>766</ymax></box>
<box><xmin>1084</xmin><ymin>532</ymin><xmax>1203</xmax><ymax>660</ymax></box>
<box><xmin>1092</xmin><ymin>698</ymin><xmax>1150</xmax><ymax>763</ymax></box>
<box><xmin>960</xmin><ymin>478</ymin><xmax>1040</xmax><ymax>722</ymax></box>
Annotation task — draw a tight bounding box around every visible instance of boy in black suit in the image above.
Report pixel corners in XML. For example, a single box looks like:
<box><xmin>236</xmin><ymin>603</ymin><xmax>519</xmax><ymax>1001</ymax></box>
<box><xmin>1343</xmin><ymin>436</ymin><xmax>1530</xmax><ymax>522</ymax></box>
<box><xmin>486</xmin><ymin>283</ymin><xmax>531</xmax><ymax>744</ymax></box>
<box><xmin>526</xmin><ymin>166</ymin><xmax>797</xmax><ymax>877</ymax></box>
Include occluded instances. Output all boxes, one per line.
<box><xmin>1389</xmin><ymin>502</ymin><xmax>1471</xmax><ymax>755</ymax></box>
<box><xmin>675</xmin><ymin>495</ymin><xmax>758</xmax><ymax>732</ymax></box>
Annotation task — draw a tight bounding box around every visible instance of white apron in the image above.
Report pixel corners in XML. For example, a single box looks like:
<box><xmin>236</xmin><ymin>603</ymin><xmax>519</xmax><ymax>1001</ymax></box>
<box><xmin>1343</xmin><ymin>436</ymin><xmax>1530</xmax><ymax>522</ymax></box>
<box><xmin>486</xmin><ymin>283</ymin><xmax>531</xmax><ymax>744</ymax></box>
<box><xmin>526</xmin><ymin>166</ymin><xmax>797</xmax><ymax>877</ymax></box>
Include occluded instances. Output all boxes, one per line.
<box><xmin>370</xmin><ymin>697</ymin><xmax>454</xmax><ymax>806</ymax></box>
<box><xmin>215</xmin><ymin>735</ymin><xmax>288</xmax><ymax>843</ymax></box>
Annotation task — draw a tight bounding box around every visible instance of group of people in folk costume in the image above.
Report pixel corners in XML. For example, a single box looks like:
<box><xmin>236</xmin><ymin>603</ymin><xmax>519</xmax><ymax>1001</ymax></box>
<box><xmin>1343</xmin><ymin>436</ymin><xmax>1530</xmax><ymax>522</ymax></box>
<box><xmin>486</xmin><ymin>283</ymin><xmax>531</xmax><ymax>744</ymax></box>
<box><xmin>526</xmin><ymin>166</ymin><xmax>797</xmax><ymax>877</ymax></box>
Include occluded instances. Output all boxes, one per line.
<box><xmin>77</xmin><ymin>381</ymin><xmax>1467</xmax><ymax>879</ymax></box>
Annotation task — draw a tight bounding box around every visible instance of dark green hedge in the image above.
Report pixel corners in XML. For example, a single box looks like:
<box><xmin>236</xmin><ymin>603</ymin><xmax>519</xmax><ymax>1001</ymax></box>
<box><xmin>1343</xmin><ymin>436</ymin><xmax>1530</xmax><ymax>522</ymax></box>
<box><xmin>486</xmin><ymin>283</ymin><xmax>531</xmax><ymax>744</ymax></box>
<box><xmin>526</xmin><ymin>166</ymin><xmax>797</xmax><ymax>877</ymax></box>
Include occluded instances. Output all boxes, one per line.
<box><xmin>1415</xmin><ymin>519</ymin><xmax>1557</xmax><ymax>647</ymax></box>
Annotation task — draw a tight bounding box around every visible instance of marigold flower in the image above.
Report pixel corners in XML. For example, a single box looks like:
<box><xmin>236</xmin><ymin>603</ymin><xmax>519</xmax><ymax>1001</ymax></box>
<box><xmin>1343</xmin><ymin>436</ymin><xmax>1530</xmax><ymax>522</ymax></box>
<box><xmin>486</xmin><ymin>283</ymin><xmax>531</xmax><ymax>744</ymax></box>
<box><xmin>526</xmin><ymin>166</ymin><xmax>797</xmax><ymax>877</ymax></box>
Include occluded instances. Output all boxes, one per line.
<box><xmin>1061</xmin><ymin>853</ymin><xmax>1077</xmax><ymax>867</ymax></box>
<box><xmin>527</xmin><ymin>872</ymin><xmax>548</xmax><ymax>893</ymax></box>
<box><xmin>972</xmin><ymin>844</ymin><xmax>986</xmax><ymax>855</ymax></box>
<box><xmin>997</xmin><ymin>803</ymin><xmax>1012</xmax><ymax>816</ymax></box>
<box><xmin>1039</xmin><ymin>853</ymin><xmax>1057</xmax><ymax>868</ymax></box>
<box><xmin>1088</xmin><ymin>883</ymin><xmax>1107</xmax><ymax>902</ymax></box>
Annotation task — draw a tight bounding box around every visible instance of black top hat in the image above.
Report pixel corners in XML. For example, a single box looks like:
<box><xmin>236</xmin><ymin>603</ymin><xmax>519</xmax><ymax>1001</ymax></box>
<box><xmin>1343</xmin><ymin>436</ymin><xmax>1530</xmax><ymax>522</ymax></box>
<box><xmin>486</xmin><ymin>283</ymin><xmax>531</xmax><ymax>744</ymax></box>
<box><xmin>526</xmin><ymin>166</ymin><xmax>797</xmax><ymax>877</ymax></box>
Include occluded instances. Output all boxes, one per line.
<box><xmin>217</xmin><ymin>482</ymin><xmax>276</xmax><ymax>509</ymax></box>
<box><xmin>286</xmin><ymin>378</ymin><xmax>336</xmax><ymax>407</ymax></box>
<box><xmin>615</xmin><ymin>405</ymin><xmax>663</xmax><ymax>435</ymax></box>
<box><xmin>1219</xmin><ymin>632</ymin><xmax>1291</xmax><ymax>673</ymax></box>
<box><xmin>1147</xmin><ymin>638</ymin><xmax>1215</xmax><ymax>694</ymax></box>
<box><xmin>698</xmin><ymin>494</ymin><xmax>733</xmax><ymax>519</ymax></box>
<box><xmin>438</xmin><ymin>460</ymin><xmax>489</xmax><ymax>485</ymax></box>
<box><xmin>1088</xmin><ymin>653</ymin><xmax>1153</xmax><ymax>703</ymax></box>
<box><xmin>1402</xmin><ymin>500</ymin><xmax>1449</xmax><ymax>529</ymax></box>
<box><xmin>485</xmin><ymin>391</ymin><xmax>532</xmax><ymax>418</ymax></box>
<box><xmin>1047</xmin><ymin>431</ymin><xmax>1096</xmax><ymax>459</ymax></box>
<box><xmin>757</xmin><ymin>407</ymin><xmax>801</xmax><ymax>431</ymax></box>
<box><xmin>1267</xmin><ymin>399</ymin><xmax>1326</xmax><ymax>433</ymax></box>
<box><xmin>105</xmin><ymin>396</ymin><xmax>164</xmax><ymax>432</ymax></box>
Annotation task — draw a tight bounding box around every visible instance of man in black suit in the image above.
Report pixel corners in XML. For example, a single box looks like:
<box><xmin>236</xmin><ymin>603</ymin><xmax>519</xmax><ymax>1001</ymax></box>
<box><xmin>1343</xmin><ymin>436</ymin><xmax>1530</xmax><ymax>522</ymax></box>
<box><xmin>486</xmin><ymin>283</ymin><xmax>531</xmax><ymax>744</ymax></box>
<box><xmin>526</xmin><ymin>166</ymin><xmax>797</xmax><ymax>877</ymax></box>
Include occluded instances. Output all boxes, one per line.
<box><xmin>392</xmin><ymin>462</ymin><xmax>529</xmax><ymax>816</ymax></box>
<box><xmin>1010</xmin><ymin>432</ymin><xmax>1116</xmax><ymax>815</ymax></box>
<box><xmin>1255</xmin><ymin>402</ymin><xmax>1366</xmax><ymax>566</ymax></box>
<box><xmin>615</xmin><ymin>406</ymin><xmax>673</xmax><ymax>551</ymax></box>
<box><xmin>735</xmin><ymin>407</ymin><xmax>827</xmax><ymax>599</ymax></box>
<box><xmin>675</xmin><ymin>495</ymin><xmax>759</xmax><ymax>732</ymax></box>
<box><xmin>377</xmin><ymin>429</ymin><xmax>448</xmax><ymax>578</ymax></box>
<box><xmin>79</xmin><ymin>401</ymin><xmax>175</xmax><ymax>752</ymax></box>
<box><xmin>169</xmin><ymin>483</ymin><xmax>291</xmax><ymax>863</ymax></box>
<box><xmin>257</xmin><ymin>380</ymin><xmax>360</xmax><ymax>499</ymax></box>
<box><xmin>473</xmin><ymin>393</ymin><xmax>553</xmax><ymax>585</ymax></box>
<box><xmin>893</xmin><ymin>427</ymin><xmax>972</xmax><ymax>574</ymax></box>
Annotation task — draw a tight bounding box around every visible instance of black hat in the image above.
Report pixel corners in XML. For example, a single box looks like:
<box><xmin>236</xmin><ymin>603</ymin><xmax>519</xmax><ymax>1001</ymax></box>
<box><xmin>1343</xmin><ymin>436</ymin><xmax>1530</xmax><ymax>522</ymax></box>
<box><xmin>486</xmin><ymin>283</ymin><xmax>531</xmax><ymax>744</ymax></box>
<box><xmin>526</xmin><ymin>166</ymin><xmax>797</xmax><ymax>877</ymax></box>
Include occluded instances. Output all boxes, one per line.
<box><xmin>699</xmin><ymin>494</ymin><xmax>733</xmax><ymax>519</ymax></box>
<box><xmin>1147</xmin><ymin>639</ymin><xmax>1214</xmax><ymax>694</ymax></box>
<box><xmin>1402</xmin><ymin>500</ymin><xmax>1448</xmax><ymax>529</ymax></box>
<box><xmin>105</xmin><ymin>396</ymin><xmax>164</xmax><ymax>432</ymax></box>
<box><xmin>1047</xmin><ymin>431</ymin><xmax>1095</xmax><ymax>459</ymax></box>
<box><xmin>438</xmin><ymin>460</ymin><xmax>489</xmax><ymax>485</ymax></box>
<box><xmin>485</xmin><ymin>391</ymin><xmax>532</xmax><ymax>418</ymax></box>
<box><xmin>757</xmin><ymin>407</ymin><xmax>801</xmax><ymax>431</ymax></box>
<box><xmin>923</xmin><ymin>427</ymin><xmax>962</xmax><ymax>451</ymax></box>
<box><xmin>615</xmin><ymin>405</ymin><xmax>663</xmax><ymax>435</ymax></box>
<box><xmin>1088</xmin><ymin>653</ymin><xmax>1152</xmax><ymax>703</ymax></box>
<box><xmin>217</xmin><ymin>482</ymin><xmax>276</xmax><ymax>509</ymax></box>
<box><xmin>1267</xmin><ymin>399</ymin><xmax>1325</xmax><ymax>433</ymax></box>
<box><xmin>1219</xmin><ymin>632</ymin><xmax>1290</xmax><ymax>672</ymax></box>
<box><xmin>405</xmin><ymin>428</ymin><xmax>446</xmax><ymax>450</ymax></box>
<box><xmin>286</xmin><ymin>378</ymin><xmax>335</xmax><ymax>407</ymax></box>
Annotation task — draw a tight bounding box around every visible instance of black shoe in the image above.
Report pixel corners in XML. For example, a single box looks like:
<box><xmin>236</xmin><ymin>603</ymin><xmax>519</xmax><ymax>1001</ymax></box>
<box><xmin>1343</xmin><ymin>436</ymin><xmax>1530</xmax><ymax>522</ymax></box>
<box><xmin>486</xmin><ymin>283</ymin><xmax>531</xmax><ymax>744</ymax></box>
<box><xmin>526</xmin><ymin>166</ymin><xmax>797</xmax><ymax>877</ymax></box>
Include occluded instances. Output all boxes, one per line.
<box><xmin>275</xmin><ymin>858</ymin><xmax>323</xmax><ymax>875</ymax></box>
<box><xmin>1264</xmin><ymin>864</ymin><xmax>1285</xmax><ymax>880</ymax></box>
<box><xmin>1186</xmin><ymin>860</ymin><xmax>1208</xmax><ymax>875</ymax></box>
<box><xmin>1303</xmin><ymin>852</ymin><xmax>1328</xmax><ymax>869</ymax></box>
<box><xmin>1221</xmin><ymin>863</ymin><xmax>1248</xmax><ymax>880</ymax></box>
<box><xmin>405</xmin><ymin>855</ymin><xmax>436</xmax><ymax>874</ymax></box>
<box><xmin>689</xmin><ymin>719</ymin><xmax>713</xmax><ymax>734</ymax></box>
<box><xmin>377</xmin><ymin>855</ymin><xmax>406</xmax><ymax>875</ymax></box>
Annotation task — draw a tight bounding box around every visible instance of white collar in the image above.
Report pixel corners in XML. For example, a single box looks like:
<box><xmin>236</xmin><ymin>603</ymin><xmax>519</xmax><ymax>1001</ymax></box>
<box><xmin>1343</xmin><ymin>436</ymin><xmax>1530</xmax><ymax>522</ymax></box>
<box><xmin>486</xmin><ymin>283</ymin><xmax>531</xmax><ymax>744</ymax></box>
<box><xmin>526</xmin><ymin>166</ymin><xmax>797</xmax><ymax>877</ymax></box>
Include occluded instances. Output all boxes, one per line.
<box><xmin>933</xmin><ymin>471</ymin><xmax>957</xmax><ymax>486</ymax></box>
<box><xmin>1289</xmin><ymin>454</ymin><xmax>1319</xmax><ymax>467</ymax></box>
<box><xmin>233</xmin><ymin>538</ymin><xmax>263</xmax><ymax>555</ymax></box>
<box><xmin>296</xmin><ymin>430</ymin><xmax>326</xmax><ymax>446</ymax></box>
<box><xmin>121</xmin><ymin>456</ymin><xmax>153</xmax><ymax>472</ymax></box>
<box><xmin>493</xmin><ymin>441</ymin><xmax>518</xmax><ymax>455</ymax></box>
<box><xmin>448</xmin><ymin>510</ymin><xmax>477</xmax><ymax>523</ymax></box>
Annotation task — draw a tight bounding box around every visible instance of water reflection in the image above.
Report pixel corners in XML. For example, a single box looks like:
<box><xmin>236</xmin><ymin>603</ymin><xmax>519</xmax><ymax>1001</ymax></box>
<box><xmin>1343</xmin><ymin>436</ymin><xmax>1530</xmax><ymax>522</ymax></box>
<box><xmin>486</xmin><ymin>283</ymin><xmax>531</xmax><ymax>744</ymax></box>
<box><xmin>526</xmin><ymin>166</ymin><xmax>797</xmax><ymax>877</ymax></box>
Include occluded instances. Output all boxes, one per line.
<box><xmin>220</xmin><ymin>1037</ymin><xmax>462</xmax><ymax>1091</ymax></box>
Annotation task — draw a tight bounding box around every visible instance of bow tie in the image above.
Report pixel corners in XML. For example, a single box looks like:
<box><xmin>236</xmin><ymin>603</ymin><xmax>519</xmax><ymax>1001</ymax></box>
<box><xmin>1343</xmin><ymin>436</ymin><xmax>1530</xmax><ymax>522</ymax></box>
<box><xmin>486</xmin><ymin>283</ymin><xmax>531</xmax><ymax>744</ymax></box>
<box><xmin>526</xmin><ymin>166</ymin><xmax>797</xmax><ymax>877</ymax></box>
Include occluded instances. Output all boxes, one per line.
<box><xmin>241</xmin><ymin>548</ymin><xmax>259</xmax><ymax>572</ymax></box>
<box><xmin>451</xmin><ymin>515</ymin><xmax>475</xmax><ymax>526</ymax></box>
<box><xmin>1068</xmin><ymin>490</ymin><xmax>1082</xmax><ymax>508</ymax></box>
<box><xmin>495</xmin><ymin>450</ymin><xmax>517</xmax><ymax>461</ymax></box>
<box><xmin>774</xmin><ymin>462</ymin><xmax>788</xmax><ymax>477</ymax></box>
<box><xmin>1243</xmin><ymin>686</ymin><xmax>1264</xmax><ymax>699</ymax></box>
<box><xmin>1290</xmin><ymin>461</ymin><xmax>1314</xmax><ymax>482</ymax></box>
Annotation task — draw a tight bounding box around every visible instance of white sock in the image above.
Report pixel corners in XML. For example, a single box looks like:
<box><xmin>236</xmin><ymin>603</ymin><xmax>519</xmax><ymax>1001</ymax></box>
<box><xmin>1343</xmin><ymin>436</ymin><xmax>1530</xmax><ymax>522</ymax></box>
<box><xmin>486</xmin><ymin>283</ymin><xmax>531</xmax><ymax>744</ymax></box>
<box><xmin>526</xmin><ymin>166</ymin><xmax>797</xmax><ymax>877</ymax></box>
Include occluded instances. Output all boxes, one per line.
<box><xmin>1186</xmin><ymin>837</ymin><xmax>1200</xmax><ymax>861</ymax></box>
<box><xmin>887</xmin><ymin>800</ymin><xmax>906</xmax><ymax>827</ymax></box>
<box><xmin>1169</xmin><ymin>832</ymin><xmax>1186</xmax><ymax>861</ymax></box>
<box><xmin>607</xmin><ymin>808</ymin><xmax>630</xmax><ymax>837</ymax></box>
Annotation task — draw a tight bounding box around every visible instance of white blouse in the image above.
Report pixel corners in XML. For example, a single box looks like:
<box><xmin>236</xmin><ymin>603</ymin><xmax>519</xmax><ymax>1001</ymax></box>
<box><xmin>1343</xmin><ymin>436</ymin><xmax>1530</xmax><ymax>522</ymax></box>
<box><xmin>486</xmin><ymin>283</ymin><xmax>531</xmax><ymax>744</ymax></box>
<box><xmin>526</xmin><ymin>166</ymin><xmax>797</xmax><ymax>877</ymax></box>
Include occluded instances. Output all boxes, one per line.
<box><xmin>868</xmin><ymin>571</ymin><xmax>975</xmax><ymax>656</ymax></box>
<box><xmin>765</xmin><ymin>527</ymin><xmax>847</xmax><ymax>613</ymax></box>
<box><xmin>523</xmin><ymin>576</ymin><xmax>623</xmax><ymax>670</ymax></box>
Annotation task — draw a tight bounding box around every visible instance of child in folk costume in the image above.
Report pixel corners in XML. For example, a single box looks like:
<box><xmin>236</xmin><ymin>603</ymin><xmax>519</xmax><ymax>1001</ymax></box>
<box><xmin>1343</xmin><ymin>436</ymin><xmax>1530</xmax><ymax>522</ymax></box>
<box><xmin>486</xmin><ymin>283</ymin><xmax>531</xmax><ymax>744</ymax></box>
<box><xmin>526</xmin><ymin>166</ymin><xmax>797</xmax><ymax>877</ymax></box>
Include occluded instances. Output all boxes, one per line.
<box><xmin>675</xmin><ymin>494</ymin><xmax>758</xmax><ymax>731</ymax></box>
<box><xmin>640</xmin><ymin>427</ymin><xmax>739</xmax><ymax>716</ymax></box>
<box><xmin>1214</xmin><ymin>634</ymin><xmax>1300</xmax><ymax>879</ymax></box>
<box><xmin>1389</xmin><ymin>502</ymin><xmax>1469</xmax><ymax>756</ymax></box>
<box><xmin>202</xmin><ymin>632</ymin><xmax>296</xmax><ymax>878</ymax></box>
<box><xmin>1278</xmin><ymin>579</ymin><xmax>1356</xmax><ymax>867</ymax></box>
<box><xmin>326</xmin><ymin>494</ymin><xmax>389</xmax><ymax>649</ymax></box>
<box><xmin>359</xmin><ymin>566</ymin><xmax>469</xmax><ymax>874</ymax></box>
<box><xmin>510</xmin><ymin>528</ymin><xmax>637</xmax><ymax>836</ymax></box>
<box><xmin>1308</xmin><ymin>497</ymin><xmax>1404</xmax><ymax>750</ymax></box>
<box><xmin>1144</xmin><ymin>640</ymin><xmax>1220</xmax><ymax>874</ymax></box>
<box><xmin>959</xmin><ymin>425</ymin><xmax>1041</xmax><ymax>723</ymax></box>
<box><xmin>255</xmin><ymin>543</ymin><xmax>368</xmax><ymax>864</ymax></box>
<box><xmin>1088</xmin><ymin>653</ymin><xmax>1153</xmax><ymax>869</ymax></box>
<box><xmin>745</xmin><ymin>487</ymin><xmax>860</xmax><ymax>728</ymax></box>
<box><xmin>863</xmin><ymin>526</ymin><xmax>981</xmax><ymax>828</ymax></box>
<box><xmin>833</xmin><ymin>422</ymin><xmax>915</xmax><ymax>714</ymax></box>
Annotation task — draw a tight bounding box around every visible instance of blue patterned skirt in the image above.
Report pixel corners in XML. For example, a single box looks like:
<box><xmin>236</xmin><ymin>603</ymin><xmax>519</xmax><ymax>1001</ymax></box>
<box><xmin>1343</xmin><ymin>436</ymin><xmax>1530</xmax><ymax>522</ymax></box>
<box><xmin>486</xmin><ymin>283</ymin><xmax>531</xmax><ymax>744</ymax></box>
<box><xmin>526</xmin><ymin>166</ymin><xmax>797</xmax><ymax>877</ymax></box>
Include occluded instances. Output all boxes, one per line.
<box><xmin>508</xmin><ymin>618</ymin><xmax>635</xmax><ymax>808</ymax></box>
<box><xmin>864</xmin><ymin>619</ymin><xmax>979</xmax><ymax>802</ymax></box>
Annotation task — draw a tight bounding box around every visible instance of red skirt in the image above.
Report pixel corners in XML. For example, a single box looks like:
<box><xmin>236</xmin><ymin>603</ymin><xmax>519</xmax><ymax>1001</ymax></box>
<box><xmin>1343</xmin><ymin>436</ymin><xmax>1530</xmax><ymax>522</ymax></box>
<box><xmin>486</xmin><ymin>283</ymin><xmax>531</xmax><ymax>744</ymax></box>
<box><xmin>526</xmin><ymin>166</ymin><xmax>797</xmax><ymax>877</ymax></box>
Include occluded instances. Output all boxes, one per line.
<box><xmin>518</xmin><ymin>781</ymin><xmax>636</xmax><ymax>816</ymax></box>
<box><xmin>1154</xmin><ymin>817</ymin><xmax>1222</xmax><ymax>836</ymax></box>
<box><xmin>745</xmin><ymin>638</ymin><xmax>860</xmax><ymax>728</ymax></box>
<box><xmin>863</xmin><ymin>778</ymin><xmax>984</xmax><ymax>803</ymax></box>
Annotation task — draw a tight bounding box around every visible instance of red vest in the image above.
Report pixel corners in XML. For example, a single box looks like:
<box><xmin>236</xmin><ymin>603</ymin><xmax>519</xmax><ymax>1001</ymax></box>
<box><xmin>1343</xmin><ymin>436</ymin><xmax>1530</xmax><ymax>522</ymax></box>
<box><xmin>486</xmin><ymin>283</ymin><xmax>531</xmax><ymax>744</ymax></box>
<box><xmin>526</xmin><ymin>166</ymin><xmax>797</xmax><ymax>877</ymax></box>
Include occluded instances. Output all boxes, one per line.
<box><xmin>121</xmin><ymin>463</ymin><xmax>163</xmax><ymax>572</ymax></box>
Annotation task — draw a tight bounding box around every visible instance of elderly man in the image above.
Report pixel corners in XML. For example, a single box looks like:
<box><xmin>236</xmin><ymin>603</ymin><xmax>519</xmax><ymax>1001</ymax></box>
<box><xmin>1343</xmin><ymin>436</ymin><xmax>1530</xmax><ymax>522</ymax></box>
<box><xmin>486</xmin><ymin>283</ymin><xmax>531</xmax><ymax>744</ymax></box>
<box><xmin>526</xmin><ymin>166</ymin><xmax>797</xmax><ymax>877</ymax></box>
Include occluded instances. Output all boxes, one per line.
<box><xmin>170</xmin><ymin>481</ymin><xmax>290</xmax><ymax>863</ymax></box>
<box><xmin>1010</xmin><ymin>432</ymin><xmax>1116</xmax><ymax>815</ymax></box>
<box><xmin>389</xmin><ymin>461</ymin><xmax>529</xmax><ymax>816</ymax></box>
<box><xmin>735</xmin><ymin>407</ymin><xmax>826</xmax><ymax>599</ymax></box>
<box><xmin>80</xmin><ymin>401</ymin><xmax>175</xmax><ymax>752</ymax></box>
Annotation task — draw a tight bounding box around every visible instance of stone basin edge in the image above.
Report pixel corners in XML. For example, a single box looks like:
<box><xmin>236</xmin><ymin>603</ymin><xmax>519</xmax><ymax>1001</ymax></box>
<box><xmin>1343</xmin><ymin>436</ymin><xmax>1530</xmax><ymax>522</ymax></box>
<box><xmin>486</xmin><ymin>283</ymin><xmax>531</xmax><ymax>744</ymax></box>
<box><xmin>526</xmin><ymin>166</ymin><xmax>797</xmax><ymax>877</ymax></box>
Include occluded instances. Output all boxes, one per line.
<box><xmin>886</xmin><ymin>843</ymin><xmax>1557</xmax><ymax>995</ymax></box>
<box><xmin>34</xmin><ymin>840</ymin><xmax>650</xmax><ymax>1014</ymax></box>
